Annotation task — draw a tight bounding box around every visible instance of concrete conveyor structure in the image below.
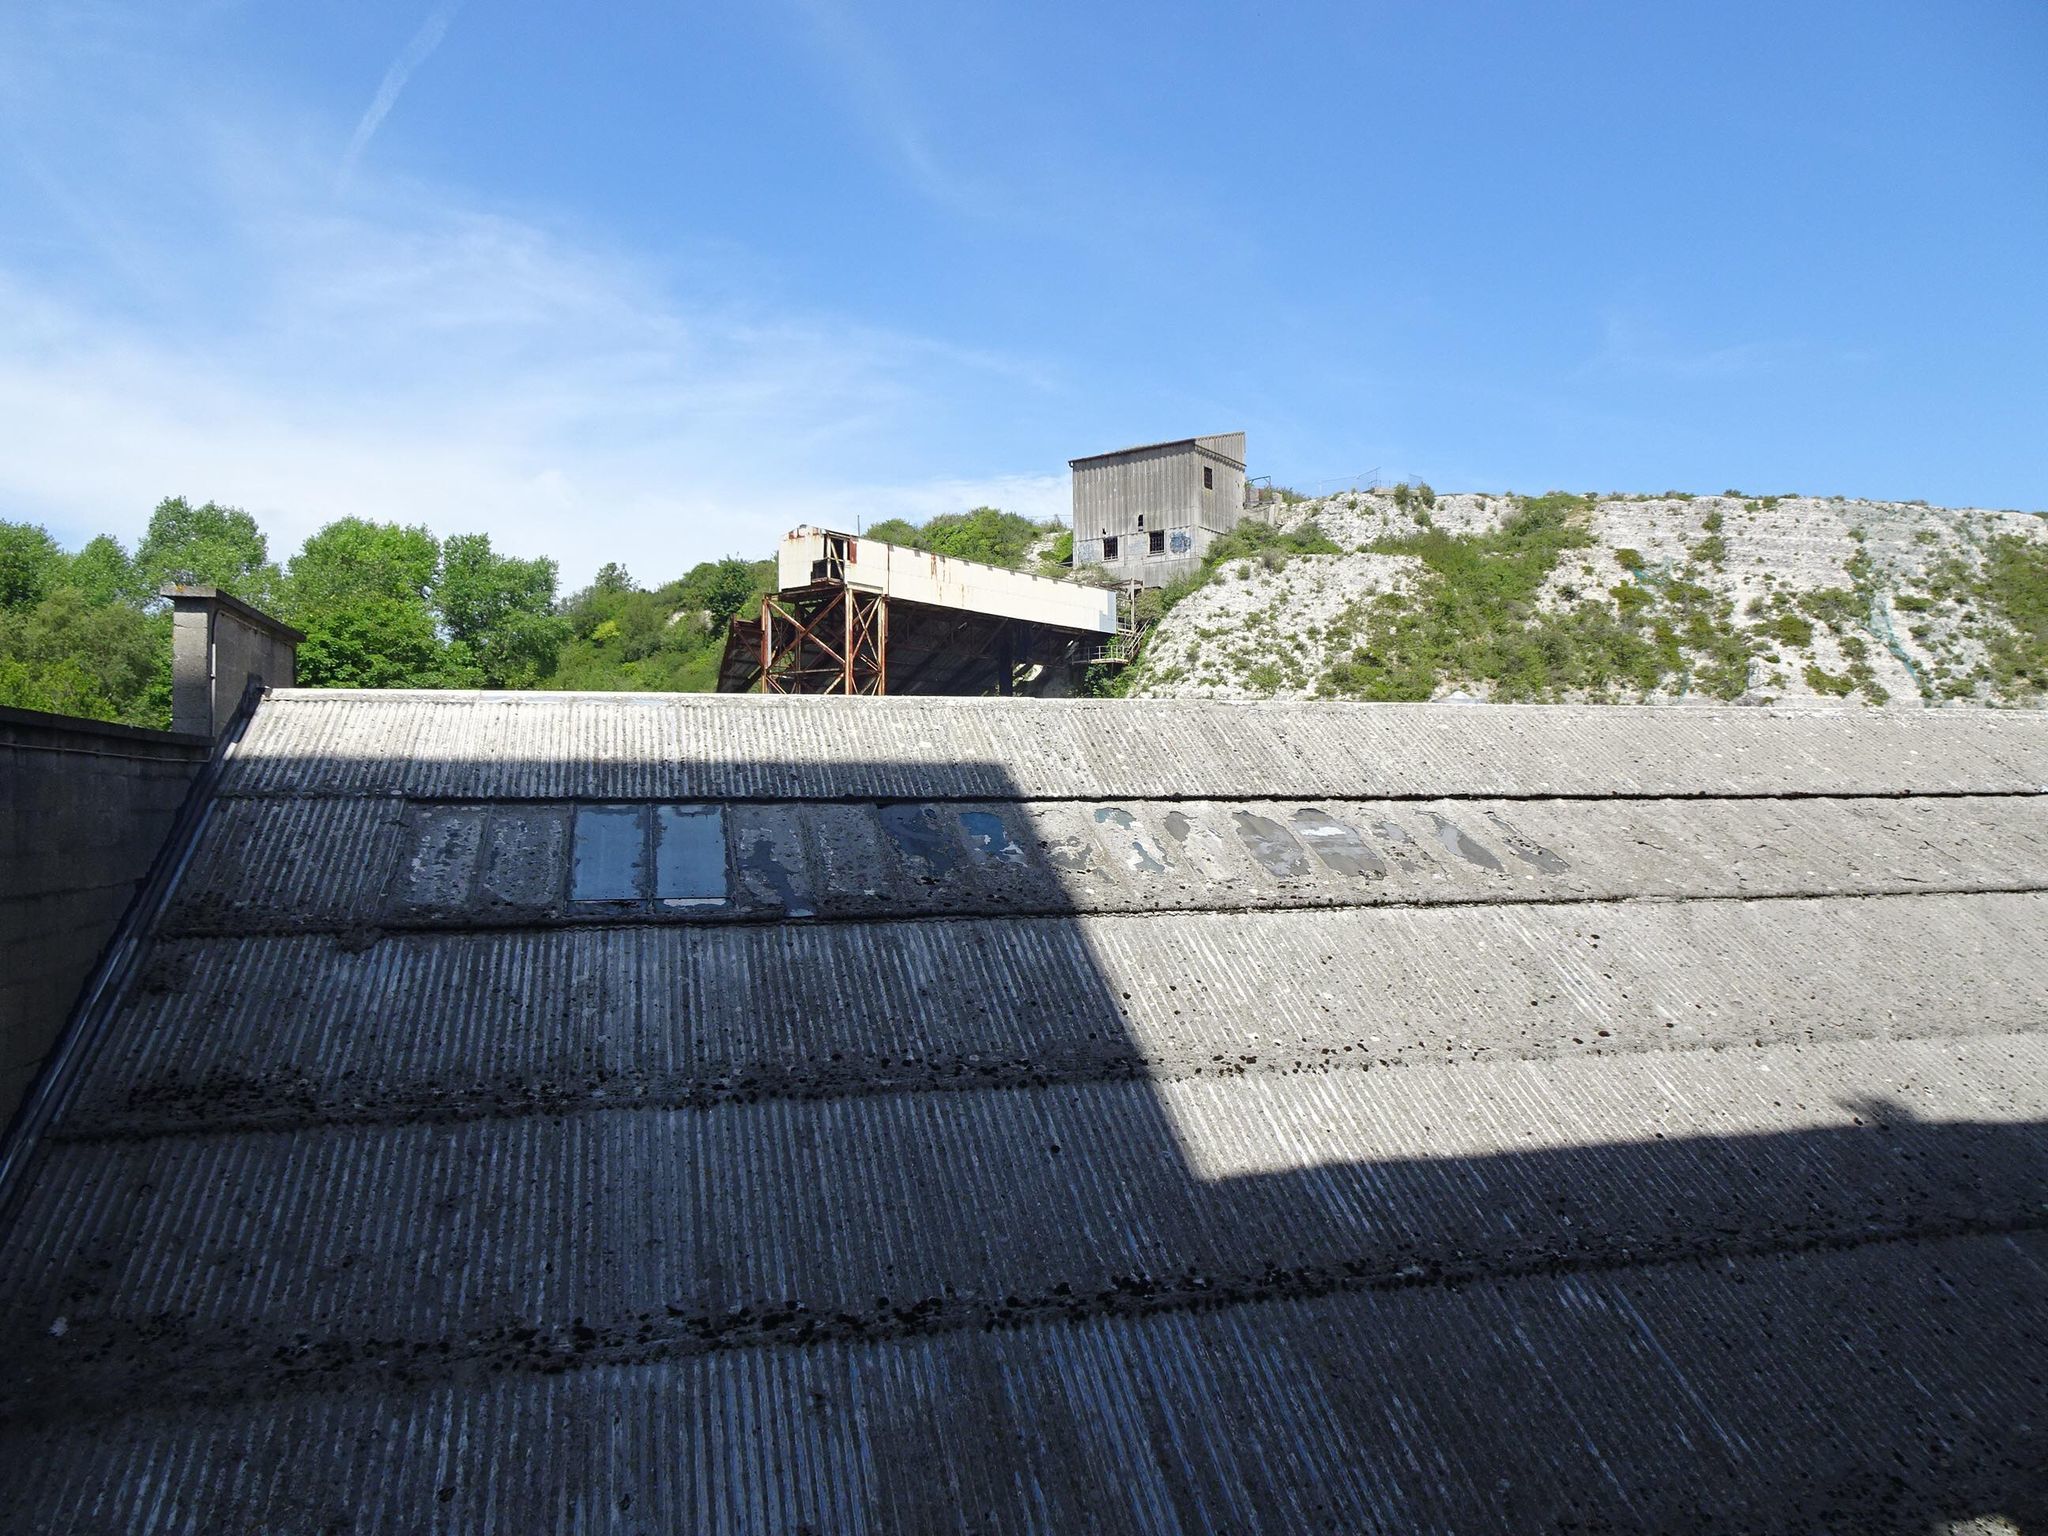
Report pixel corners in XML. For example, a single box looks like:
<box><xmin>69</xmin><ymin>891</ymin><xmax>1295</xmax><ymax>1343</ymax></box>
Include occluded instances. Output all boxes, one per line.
<box><xmin>718</xmin><ymin>527</ymin><xmax>1125</xmax><ymax>695</ymax></box>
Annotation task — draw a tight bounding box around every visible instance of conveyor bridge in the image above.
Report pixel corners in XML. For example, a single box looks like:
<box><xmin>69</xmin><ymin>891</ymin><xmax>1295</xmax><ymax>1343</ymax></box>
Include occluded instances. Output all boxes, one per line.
<box><xmin>718</xmin><ymin>527</ymin><xmax>1129</xmax><ymax>695</ymax></box>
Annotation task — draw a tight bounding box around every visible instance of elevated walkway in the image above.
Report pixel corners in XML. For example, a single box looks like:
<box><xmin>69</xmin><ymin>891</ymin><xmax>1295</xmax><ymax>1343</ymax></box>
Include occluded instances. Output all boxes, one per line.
<box><xmin>719</xmin><ymin>528</ymin><xmax>1123</xmax><ymax>695</ymax></box>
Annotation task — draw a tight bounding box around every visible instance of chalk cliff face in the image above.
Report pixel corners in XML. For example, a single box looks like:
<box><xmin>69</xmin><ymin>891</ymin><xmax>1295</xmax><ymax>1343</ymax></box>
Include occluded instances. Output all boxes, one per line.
<box><xmin>1128</xmin><ymin>490</ymin><xmax>2048</xmax><ymax>707</ymax></box>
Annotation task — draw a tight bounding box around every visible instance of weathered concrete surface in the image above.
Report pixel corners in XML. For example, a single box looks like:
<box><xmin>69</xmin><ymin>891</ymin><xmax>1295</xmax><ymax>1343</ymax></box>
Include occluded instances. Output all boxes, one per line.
<box><xmin>0</xmin><ymin>707</ymin><xmax>208</xmax><ymax>1125</ymax></box>
<box><xmin>2</xmin><ymin>693</ymin><xmax>2045</xmax><ymax>1533</ymax></box>
<box><xmin>159</xmin><ymin>790</ymin><xmax>2048</xmax><ymax>933</ymax></box>
<box><xmin>65</xmin><ymin>892</ymin><xmax>2048</xmax><ymax>1137</ymax></box>
<box><xmin>164</xmin><ymin>585</ymin><xmax>301</xmax><ymax>738</ymax></box>
<box><xmin>6</xmin><ymin>1229</ymin><xmax>2041</xmax><ymax>1533</ymax></box>
<box><xmin>224</xmin><ymin>688</ymin><xmax>2048</xmax><ymax>798</ymax></box>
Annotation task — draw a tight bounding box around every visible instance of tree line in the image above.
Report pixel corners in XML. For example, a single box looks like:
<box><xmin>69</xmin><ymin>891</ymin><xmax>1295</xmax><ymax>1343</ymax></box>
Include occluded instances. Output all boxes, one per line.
<box><xmin>0</xmin><ymin>501</ymin><xmax>1055</xmax><ymax>728</ymax></box>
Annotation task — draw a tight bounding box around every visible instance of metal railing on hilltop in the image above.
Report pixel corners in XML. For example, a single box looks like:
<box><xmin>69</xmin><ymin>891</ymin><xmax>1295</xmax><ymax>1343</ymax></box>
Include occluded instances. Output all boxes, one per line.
<box><xmin>1244</xmin><ymin>470</ymin><xmax>1388</xmax><ymax>514</ymax></box>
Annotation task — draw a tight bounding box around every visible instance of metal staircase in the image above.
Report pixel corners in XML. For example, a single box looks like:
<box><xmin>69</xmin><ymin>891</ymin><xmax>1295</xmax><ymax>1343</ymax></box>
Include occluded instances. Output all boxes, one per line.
<box><xmin>1083</xmin><ymin>582</ymin><xmax>1151</xmax><ymax>668</ymax></box>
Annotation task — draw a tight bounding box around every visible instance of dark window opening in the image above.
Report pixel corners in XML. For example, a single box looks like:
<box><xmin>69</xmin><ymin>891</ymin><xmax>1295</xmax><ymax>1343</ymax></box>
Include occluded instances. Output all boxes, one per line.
<box><xmin>1137</xmin><ymin>513</ymin><xmax>1145</xmax><ymax>528</ymax></box>
<box><xmin>1148</xmin><ymin>529</ymin><xmax>1166</xmax><ymax>555</ymax></box>
<box><xmin>1203</xmin><ymin>466</ymin><xmax>1214</xmax><ymax>490</ymax></box>
<box><xmin>1102</xmin><ymin>535</ymin><xmax>1119</xmax><ymax>560</ymax></box>
<box><xmin>571</xmin><ymin>804</ymin><xmax>730</xmax><ymax>911</ymax></box>
<box><xmin>814</xmin><ymin>531</ymin><xmax>854</xmax><ymax>584</ymax></box>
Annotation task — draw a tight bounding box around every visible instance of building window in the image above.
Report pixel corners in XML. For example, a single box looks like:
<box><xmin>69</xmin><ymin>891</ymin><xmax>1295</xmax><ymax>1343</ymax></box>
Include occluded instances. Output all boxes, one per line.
<box><xmin>1148</xmin><ymin>529</ymin><xmax>1165</xmax><ymax>555</ymax></box>
<box><xmin>1136</xmin><ymin>513</ymin><xmax>1144</xmax><ymax>528</ymax></box>
<box><xmin>1203</xmin><ymin>466</ymin><xmax>1214</xmax><ymax>490</ymax></box>
<box><xmin>1102</xmin><ymin>535</ymin><xmax>1119</xmax><ymax>560</ymax></box>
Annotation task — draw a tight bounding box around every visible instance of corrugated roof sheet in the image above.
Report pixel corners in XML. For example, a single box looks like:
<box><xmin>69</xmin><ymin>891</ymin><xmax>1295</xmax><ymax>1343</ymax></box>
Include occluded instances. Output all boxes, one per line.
<box><xmin>2</xmin><ymin>693</ymin><xmax>2045</xmax><ymax>1531</ymax></box>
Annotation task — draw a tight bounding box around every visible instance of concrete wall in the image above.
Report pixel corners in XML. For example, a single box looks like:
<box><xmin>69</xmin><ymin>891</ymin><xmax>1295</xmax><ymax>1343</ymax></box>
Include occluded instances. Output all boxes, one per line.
<box><xmin>165</xmin><ymin>586</ymin><xmax>303</xmax><ymax>738</ymax></box>
<box><xmin>1</xmin><ymin>707</ymin><xmax>211</xmax><ymax>1124</ymax></box>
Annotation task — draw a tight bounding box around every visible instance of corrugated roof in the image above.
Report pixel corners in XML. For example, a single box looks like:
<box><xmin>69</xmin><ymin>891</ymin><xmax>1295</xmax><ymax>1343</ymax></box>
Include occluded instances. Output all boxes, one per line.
<box><xmin>2</xmin><ymin>693</ymin><xmax>2045</xmax><ymax>1531</ymax></box>
<box><xmin>221</xmin><ymin>689</ymin><xmax>2048</xmax><ymax>800</ymax></box>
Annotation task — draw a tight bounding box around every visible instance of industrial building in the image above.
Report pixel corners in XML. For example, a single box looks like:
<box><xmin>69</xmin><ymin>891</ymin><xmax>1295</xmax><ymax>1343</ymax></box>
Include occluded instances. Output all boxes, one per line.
<box><xmin>713</xmin><ymin>434</ymin><xmax>1263</xmax><ymax>692</ymax></box>
<box><xmin>718</xmin><ymin>525</ymin><xmax>1127</xmax><ymax>695</ymax></box>
<box><xmin>2</xmin><ymin>689</ymin><xmax>2045</xmax><ymax>1530</ymax></box>
<box><xmin>1071</xmin><ymin>432</ymin><xmax>1249</xmax><ymax>586</ymax></box>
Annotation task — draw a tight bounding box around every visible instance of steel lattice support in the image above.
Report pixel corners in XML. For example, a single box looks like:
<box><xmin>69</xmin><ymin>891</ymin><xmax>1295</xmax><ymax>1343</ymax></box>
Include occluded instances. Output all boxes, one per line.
<box><xmin>844</xmin><ymin>587</ymin><xmax>887</xmax><ymax>695</ymax></box>
<box><xmin>760</xmin><ymin>584</ymin><xmax>888</xmax><ymax>694</ymax></box>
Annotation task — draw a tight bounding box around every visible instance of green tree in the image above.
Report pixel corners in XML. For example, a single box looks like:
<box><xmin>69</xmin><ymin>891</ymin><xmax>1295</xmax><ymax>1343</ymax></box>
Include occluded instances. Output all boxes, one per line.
<box><xmin>0</xmin><ymin>655</ymin><xmax>115</xmax><ymax>718</ymax></box>
<box><xmin>916</xmin><ymin>507</ymin><xmax>1044</xmax><ymax>568</ymax></box>
<box><xmin>862</xmin><ymin>518</ymin><xmax>924</xmax><ymax>547</ymax></box>
<box><xmin>0</xmin><ymin>586</ymin><xmax>170</xmax><ymax>725</ymax></box>
<box><xmin>65</xmin><ymin>535</ymin><xmax>138</xmax><ymax>608</ymax></box>
<box><xmin>284</xmin><ymin>519</ymin><xmax>452</xmax><ymax>689</ymax></box>
<box><xmin>549</xmin><ymin>556</ymin><xmax>772</xmax><ymax>694</ymax></box>
<box><xmin>435</xmin><ymin>533</ymin><xmax>569</xmax><ymax>688</ymax></box>
<box><xmin>685</xmin><ymin>556</ymin><xmax>765</xmax><ymax>627</ymax></box>
<box><xmin>294</xmin><ymin>595</ymin><xmax>449</xmax><ymax>688</ymax></box>
<box><xmin>134</xmin><ymin>497</ymin><xmax>281</xmax><ymax>606</ymax></box>
<box><xmin>854</xmin><ymin>508</ymin><xmax>1051</xmax><ymax>569</ymax></box>
<box><xmin>0</xmin><ymin>521</ymin><xmax>66</xmax><ymax>610</ymax></box>
<box><xmin>285</xmin><ymin>519</ymin><xmax>440</xmax><ymax>619</ymax></box>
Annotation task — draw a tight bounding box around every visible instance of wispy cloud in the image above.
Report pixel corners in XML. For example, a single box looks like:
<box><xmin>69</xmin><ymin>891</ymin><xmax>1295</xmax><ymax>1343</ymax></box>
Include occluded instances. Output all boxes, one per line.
<box><xmin>0</xmin><ymin>148</ymin><xmax>1057</xmax><ymax>586</ymax></box>
<box><xmin>0</xmin><ymin>1</ymin><xmax>1066</xmax><ymax>586</ymax></box>
<box><xmin>1579</xmin><ymin>308</ymin><xmax>1807</xmax><ymax>383</ymax></box>
<box><xmin>785</xmin><ymin>0</ymin><xmax>1000</xmax><ymax>219</ymax></box>
<box><xmin>337</xmin><ymin>1</ymin><xmax>463</xmax><ymax>192</ymax></box>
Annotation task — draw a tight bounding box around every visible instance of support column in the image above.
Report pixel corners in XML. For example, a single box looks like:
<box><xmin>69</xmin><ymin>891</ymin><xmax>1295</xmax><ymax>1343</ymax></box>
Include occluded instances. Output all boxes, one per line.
<box><xmin>843</xmin><ymin>584</ymin><xmax>857</xmax><ymax>694</ymax></box>
<box><xmin>876</xmin><ymin>594</ymin><xmax>889</xmax><ymax>695</ymax></box>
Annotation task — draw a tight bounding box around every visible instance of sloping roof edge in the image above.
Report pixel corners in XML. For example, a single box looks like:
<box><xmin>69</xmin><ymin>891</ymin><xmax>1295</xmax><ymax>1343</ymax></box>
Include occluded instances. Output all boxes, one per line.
<box><xmin>1070</xmin><ymin>433</ymin><xmax>1247</xmax><ymax>470</ymax></box>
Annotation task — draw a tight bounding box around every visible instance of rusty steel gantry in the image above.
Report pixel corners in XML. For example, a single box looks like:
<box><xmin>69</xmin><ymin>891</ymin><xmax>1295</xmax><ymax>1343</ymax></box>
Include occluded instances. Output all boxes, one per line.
<box><xmin>720</xmin><ymin>528</ymin><xmax>1123</xmax><ymax>698</ymax></box>
<box><xmin>759</xmin><ymin>583</ymin><xmax>889</xmax><ymax>695</ymax></box>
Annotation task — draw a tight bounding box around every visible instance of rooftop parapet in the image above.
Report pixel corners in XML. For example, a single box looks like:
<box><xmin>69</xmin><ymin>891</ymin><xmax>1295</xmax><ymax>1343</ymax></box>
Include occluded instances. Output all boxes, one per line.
<box><xmin>161</xmin><ymin>585</ymin><xmax>304</xmax><ymax>738</ymax></box>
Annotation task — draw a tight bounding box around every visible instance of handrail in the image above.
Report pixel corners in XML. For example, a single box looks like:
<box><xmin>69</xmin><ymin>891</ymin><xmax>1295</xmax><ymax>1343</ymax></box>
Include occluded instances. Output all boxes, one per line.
<box><xmin>1084</xmin><ymin>615</ymin><xmax>1154</xmax><ymax>667</ymax></box>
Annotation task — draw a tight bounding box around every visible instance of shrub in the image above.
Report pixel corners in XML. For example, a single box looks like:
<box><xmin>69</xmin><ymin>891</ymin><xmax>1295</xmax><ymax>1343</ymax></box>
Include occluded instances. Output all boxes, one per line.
<box><xmin>1980</xmin><ymin>535</ymin><xmax>2048</xmax><ymax>698</ymax></box>
<box><xmin>1202</xmin><ymin>518</ymin><xmax>1342</xmax><ymax>577</ymax></box>
<box><xmin>862</xmin><ymin>507</ymin><xmax>1058</xmax><ymax>570</ymax></box>
<box><xmin>1803</xmin><ymin>664</ymin><xmax>1856</xmax><ymax>696</ymax></box>
<box><xmin>1764</xmin><ymin>612</ymin><xmax>1814</xmax><ymax>647</ymax></box>
<box><xmin>1245</xmin><ymin>661</ymin><xmax>1284</xmax><ymax>692</ymax></box>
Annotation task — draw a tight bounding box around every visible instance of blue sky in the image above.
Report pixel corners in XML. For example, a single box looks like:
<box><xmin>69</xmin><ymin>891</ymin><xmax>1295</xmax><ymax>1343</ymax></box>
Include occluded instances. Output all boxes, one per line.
<box><xmin>1</xmin><ymin>1</ymin><xmax>2042</xmax><ymax>587</ymax></box>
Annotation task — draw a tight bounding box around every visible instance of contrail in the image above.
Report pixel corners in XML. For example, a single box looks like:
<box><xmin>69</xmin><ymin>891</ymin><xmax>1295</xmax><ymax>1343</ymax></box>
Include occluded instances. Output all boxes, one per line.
<box><xmin>337</xmin><ymin>1</ymin><xmax>464</xmax><ymax>191</ymax></box>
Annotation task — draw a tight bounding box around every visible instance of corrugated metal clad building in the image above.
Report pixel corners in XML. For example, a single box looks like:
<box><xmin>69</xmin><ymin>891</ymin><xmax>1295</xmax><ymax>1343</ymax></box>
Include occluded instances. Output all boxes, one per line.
<box><xmin>1071</xmin><ymin>432</ymin><xmax>1248</xmax><ymax>586</ymax></box>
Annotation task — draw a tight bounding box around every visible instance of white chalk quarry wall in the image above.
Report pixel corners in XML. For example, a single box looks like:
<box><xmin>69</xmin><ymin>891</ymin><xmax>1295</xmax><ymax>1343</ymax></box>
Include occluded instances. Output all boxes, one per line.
<box><xmin>1127</xmin><ymin>490</ymin><xmax>2045</xmax><ymax>706</ymax></box>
